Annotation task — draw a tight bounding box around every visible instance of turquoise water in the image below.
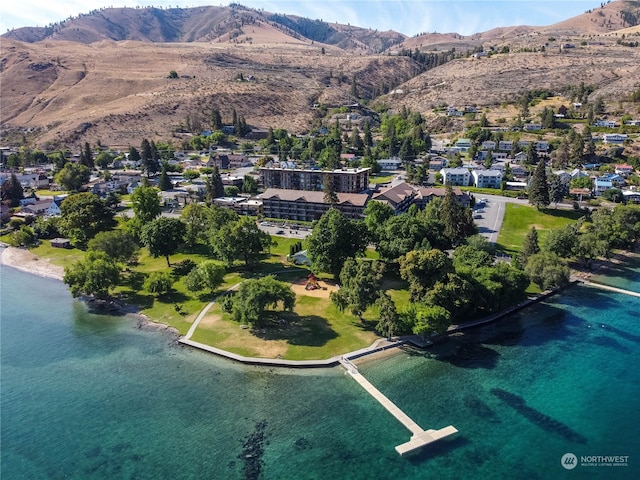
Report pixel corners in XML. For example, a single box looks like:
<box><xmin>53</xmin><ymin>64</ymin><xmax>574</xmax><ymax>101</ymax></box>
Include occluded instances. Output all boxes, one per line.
<box><xmin>1</xmin><ymin>263</ymin><xmax>639</xmax><ymax>479</ymax></box>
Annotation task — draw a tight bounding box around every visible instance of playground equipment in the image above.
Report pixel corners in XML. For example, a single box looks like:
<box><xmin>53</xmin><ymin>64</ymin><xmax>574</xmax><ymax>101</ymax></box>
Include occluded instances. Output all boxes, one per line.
<box><xmin>305</xmin><ymin>273</ymin><xmax>319</xmax><ymax>291</ymax></box>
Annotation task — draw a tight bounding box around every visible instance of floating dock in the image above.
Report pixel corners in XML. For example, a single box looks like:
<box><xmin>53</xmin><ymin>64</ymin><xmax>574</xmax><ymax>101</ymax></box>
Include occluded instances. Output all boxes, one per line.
<box><xmin>340</xmin><ymin>358</ymin><xmax>457</xmax><ymax>456</ymax></box>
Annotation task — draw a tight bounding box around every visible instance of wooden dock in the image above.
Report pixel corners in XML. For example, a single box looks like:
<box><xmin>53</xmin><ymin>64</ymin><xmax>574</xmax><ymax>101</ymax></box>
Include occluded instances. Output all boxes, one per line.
<box><xmin>340</xmin><ymin>358</ymin><xmax>457</xmax><ymax>456</ymax></box>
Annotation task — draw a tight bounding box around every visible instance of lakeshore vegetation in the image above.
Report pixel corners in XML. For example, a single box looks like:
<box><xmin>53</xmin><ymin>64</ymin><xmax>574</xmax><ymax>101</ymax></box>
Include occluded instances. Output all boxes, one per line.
<box><xmin>3</xmin><ymin>97</ymin><xmax>640</xmax><ymax>359</ymax></box>
<box><xmin>3</xmin><ymin>182</ymin><xmax>639</xmax><ymax>359</ymax></box>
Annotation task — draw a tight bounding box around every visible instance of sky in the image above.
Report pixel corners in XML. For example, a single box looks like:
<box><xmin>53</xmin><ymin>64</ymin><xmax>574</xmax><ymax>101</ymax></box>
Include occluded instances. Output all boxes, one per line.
<box><xmin>1</xmin><ymin>0</ymin><xmax>602</xmax><ymax>37</ymax></box>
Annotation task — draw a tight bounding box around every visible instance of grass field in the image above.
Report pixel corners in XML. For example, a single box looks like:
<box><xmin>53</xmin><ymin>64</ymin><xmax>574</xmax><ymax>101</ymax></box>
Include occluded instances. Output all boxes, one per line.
<box><xmin>369</xmin><ymin>173</ymin><xmax>395</xmax><ymax>185</ymax></box>
<box><xmin>496</xmin><ymin>203</ymin><xmax>584</xmax><ymax>254</ymax></box>
<box><xmin>191</xmin><ymin>290</ymin><xmax>378</xmax><ymax>360</ymax></box>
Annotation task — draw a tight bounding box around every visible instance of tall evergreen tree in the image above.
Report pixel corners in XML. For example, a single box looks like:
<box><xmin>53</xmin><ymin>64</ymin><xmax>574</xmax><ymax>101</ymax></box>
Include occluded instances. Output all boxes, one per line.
<box><xmin>528</xmin><ymin>159</ymin><xmax>550</xmax><ymax>209</ymax></box>
<box><xmin>2</xmin><ymin>173</ymin><xmax>24</xmax><ymax>207</ymax></box>
<box><xmin>440</xmin><ymin>184</ymin><xmax>476</xmax><ymax>246</ymax></box>
<box><xmin>158</xmin><ymin>165</ymin><xmax>172</xmax><ymax>191</ymax></box>
<box><xmin>128</xmin><ymin>146</ymin><xmax>141</xmax><ymax>165</ymax></box>
<box><xmin>549</xmin><ymin>174</ymin><xmax>569</xmax><ymax>208</ymax></box>
<box><xmin>206</xmin><ymin>166</ymin><xmax>225</xmax><ymax>201</ymax></box>
<box><xmin>81</xmin><ymin>142</ymin><xmax>94</xmax><ymax>169</ymax></box>
<box><xmin>211</xmin><ymin>108</ymin><xmax>223</xmax><ymax>130</ymax></box>
<box><xmin>323</xmin><ymin>175</ymin><xmax>339</xmax><ymax>206</ymax></box>
<box><xmin>521</xmin><ymin>226</ymin><xmax>541</xmax><ymax>265</ymax></box>
<box><xmin>363</xmin><ymin>120</ymin><xmax>373</xmax><ymax>147</ymax></box>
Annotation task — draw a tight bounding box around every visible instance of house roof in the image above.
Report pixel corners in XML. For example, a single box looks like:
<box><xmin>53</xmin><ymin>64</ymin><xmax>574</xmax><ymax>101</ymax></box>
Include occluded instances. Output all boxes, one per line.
<box><xmin>441</xmin><ymin>168</ymin><xmax>470</xmax><ymax>175</ymax></box>
<box><xmin>372</xmin><ymin>182</ymin><xmax>415</xmax><ymax>207</ymax></box>
<box><xmin>260</xmin><ymin>188</ymin><xmax>368</xmax><ymax>207</ymax></box>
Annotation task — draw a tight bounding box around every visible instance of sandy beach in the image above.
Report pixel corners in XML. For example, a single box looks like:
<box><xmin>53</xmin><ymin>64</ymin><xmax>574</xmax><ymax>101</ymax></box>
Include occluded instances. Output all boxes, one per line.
<box><xmin>0</xmin><ymin>246</ymin><xmax>65</xmax><ymax>281</ymax></box>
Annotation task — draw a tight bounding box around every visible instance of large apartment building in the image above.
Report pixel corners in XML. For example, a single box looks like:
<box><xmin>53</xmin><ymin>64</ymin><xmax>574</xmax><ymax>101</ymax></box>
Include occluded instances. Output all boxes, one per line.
<box><xmin>259</xmin><ymin>167</ymin><xmax>370</xmax><ymax>193</ymax></box>
<box><xmin>259</xmin><ymin>188</ymin><xmax>368</xmax><ymax>222</ymax></box>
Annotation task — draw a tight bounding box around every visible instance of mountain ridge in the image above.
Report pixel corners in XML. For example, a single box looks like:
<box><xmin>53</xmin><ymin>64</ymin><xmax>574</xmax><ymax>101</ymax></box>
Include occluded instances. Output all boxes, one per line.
<box><xmin>2</xmin><ymin>1</ymin><xmax>640</xmax><ymax>148</ymax></box>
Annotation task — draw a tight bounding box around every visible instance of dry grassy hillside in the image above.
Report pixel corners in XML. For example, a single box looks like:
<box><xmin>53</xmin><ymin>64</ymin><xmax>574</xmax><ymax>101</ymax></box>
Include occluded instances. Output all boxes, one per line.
<box><xmin>0</xmin><ymin>38</ymin><xmax>416</xmax><ymax>148</ymax></box>
<box><xmin>379</xmin><ymin>39</ymin><xmax>640</xmax><ymax>114</ymax></box>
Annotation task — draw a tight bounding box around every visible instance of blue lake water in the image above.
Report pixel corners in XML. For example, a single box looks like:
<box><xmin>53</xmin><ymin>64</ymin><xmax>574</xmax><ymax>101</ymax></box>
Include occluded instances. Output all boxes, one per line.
<box><xmin>1</xmin><ymin>262</ymin><xmax>639</xmax><ymax>479</ymax></box>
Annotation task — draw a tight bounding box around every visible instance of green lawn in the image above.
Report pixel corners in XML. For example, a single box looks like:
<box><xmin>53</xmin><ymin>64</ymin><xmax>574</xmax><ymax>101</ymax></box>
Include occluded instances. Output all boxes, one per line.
<box><xmin>29</xmin><ymin>242</ymin><xmax>85</xmax><ymax>268</ymax></box>
<box><xmin>369</xmin><ymin>173</ymin><xmax>395</xmax><ymax>184</ymax></box>
<box><xmin>496</xmin><ymin>203</ymin><xmax>584</xmax><ymax>254</ymax></box>
<box><xmin>191</xmin><ymin>292</ymin><xmax>378</xmax><ymax>360</ymax></box>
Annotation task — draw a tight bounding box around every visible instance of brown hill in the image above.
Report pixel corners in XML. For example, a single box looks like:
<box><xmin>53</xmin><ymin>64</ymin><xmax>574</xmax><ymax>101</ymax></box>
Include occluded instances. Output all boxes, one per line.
<box><xmin>0</xmin><ymin>37</ymin><xmax>417</xmax><ymax>148</ymax></box>
<box><xmin>379</xmin><ymin>40</ymin><xmax>640</xmax><ymax>115</ymax></box>
<box><xmin>2</xmin><ymin>1</ymin><xmax>640</xmax><ymax>149</ymax></box>
<box><xmin>2</xmin><ymin>5</ymin><xmax>405</xmax><ymax>54</ymax></box>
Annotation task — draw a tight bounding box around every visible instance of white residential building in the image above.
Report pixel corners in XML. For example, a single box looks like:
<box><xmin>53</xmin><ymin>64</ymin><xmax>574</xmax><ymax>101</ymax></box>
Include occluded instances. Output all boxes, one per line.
<box><xmin>440</xmin><ymin>168</ymin><xmax>471</xmax><ymax>186</ymax></box>
<box><xmin>472</xmin><ymin>170</ymin><xmax>503</xmax><ymax>189</ymax></box>
<box><xmin>603</xmin><ymin>134</ymin><xmax>628</xmax><ymax>144</ymax></box>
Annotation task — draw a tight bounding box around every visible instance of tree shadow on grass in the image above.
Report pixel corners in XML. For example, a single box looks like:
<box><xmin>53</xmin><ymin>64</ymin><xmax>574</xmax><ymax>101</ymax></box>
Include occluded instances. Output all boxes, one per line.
<box><xmin>251</xmin><ymin>313</ymin><xmax>338</xmax><ymax>347</ymax></box>
<box><xmin>118</xmin><ymin>290</ymin><xmax>154</xmax><ymax>310</ymax></box>
<box><xmin>121</xmin><ymin>271</ymin><xmax>146</xmax><ymax>291</ymax></box>
<box><xmin>154</xmin><ymin>290</ymin><xmax>191</xmax><ymax>305</ymax></box>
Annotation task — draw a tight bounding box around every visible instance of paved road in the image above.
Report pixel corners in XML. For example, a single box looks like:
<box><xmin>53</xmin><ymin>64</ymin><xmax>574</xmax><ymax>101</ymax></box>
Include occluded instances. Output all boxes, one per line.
<box><xmin>472</xmin><ymin>193</ymin><xmax>575</xmax><ymax>244</ymax></box>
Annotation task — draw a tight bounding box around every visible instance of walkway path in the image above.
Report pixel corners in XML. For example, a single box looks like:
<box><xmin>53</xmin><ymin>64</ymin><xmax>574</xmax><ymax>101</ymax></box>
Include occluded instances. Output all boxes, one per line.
<box><xmin>579</xmin><ymin>280</ymin><xmax>640</xmax><ymax>298</ymax></box>
<box><xmin>183</xmin><ymin>281</ymin><xmax>243</xmax><ymax>340</ymax></box>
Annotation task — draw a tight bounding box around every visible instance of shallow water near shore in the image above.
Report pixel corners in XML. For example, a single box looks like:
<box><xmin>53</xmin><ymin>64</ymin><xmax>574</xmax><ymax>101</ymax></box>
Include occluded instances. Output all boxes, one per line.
<box><xmin>1</xmin><ymin>265</ymin><xmax>639</xmax><ymax>479</ymax></box>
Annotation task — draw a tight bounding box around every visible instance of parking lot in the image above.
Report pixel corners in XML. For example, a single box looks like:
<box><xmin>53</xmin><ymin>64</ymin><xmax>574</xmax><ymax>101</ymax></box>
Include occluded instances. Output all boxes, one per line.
<box><xmin>258</xmin><ymin>221</ymin><xmax>312</xmax><ymax>239</ymax></box>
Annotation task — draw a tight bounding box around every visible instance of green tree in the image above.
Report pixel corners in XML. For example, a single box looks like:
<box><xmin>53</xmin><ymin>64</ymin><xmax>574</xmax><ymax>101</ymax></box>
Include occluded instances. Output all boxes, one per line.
<box><xmin>229</xmin><ymin>276</ymin><xmax>295</xmax><ymax>327</ymax></box>
<box><xmin>158</xmin><ymin>165</ymin><xmax>172</xmax><ymax>191</ymax></box>
<box><xmin>54</xmin><ymin>163</ymin><xmax>91</xmax><ymax>191</ymax></box>
<box><xmin>330</xmin><ymin>258</ymin><xmax>384</xmax><ymax>319</ymax></box>
<box><xmin>520</xmin><ymin>226</ymin><xmax>541</xmax><ymax>265</ymax></box>
<box><xmin>211</xmin><ymin>109</ymin><xmax>223</xmax><ymax>130</ymax></box>
<box><xmin>181</xmin><ymin>203</ymin><xmax>211</xmax><ymax>247</ymax></box>
<box><xmin>451</xmin><ymin>244</ymin><xmax>494</xmax><ymax>270</ymax></box>
<box><xmin>88</xmin><ymin>230</ymin><xmax>139</xmax><ymax>265</ymax></box>
<box><xmin>363</xmin><ymin>200</ymin><xmax>394</xmax><ymax>244</ymax></box>
<box><xmin>2</xmin><ymin>173</ymin><xmax>24</xmax><ymax>207</ymax></box>
<box><xmin>524</xmin><ymin>252</ymin><xmax>570</xmax><ymax>290</ymax></box>
<box><xmin>441</xmin><ymin>184</ymin><xmax>476</xmax><ymax>246</ymax></box>
<box><xmin>211</xmin><ymin>217</ymin><xmax>271</xmax><ymax>268</ymax></box>
<box><xmin>241</xmin><ymin>175</ymin><xmax>259</xmax><ymax>194</ymax></box>
<box><xmin>63</xmin><ymin>251</ymin><xmax>120</xmax><ymax>299</ymax></box>
<box><xmin>140</xmin><ymin>139</ymin><xmax>160</xmax><ymax>177</ymax></box>
<box><xmin>205</xmin><ymin>166</ymin><xmax>225</xmax><ymax>202</ymax></box>
<box><xmin>549</xmin><ymin>174</ymin><xmax>568</xmax><ymax>208</ymax></box>
<box><xmin>144</xmin><ymin>272</ymin><xmax>174</xmax><ymax>297</ymax></box>
<box><xmin>376</xmin><ymin>214</ymin><xmax>431</xmax><ymax>260</ymax></box>
<box><xmin>95</xmin><ymin>150</ymin><xmax>114</xmax><ymax>169</ymax></box>
<box><xmin>399</xmin><ymin>249</ymin><xmax>454</xmax><ymax>301</ymax></box>
<box><xmin>81</xmin><ymin>142</ymin><xmax>94</xmax><ymax>169</ymax></box>
<box><xmin>184</xmin><ymin>260</ymin><xmax>225</xmax><ymax>294</ymax></box>
<box><xmin>404</xmin><ymin>303</ymin><xmax>452</xmax><ymax>337</ymax></box>
<box><xmin>128</xmin><ymin>146</ymin><xmax>141</xmax><ymax>165</ymax></box>
<box><xmin>375</xmin><ymin>292</ymin><xmax>402</xmax><ymax>338</ymax></box>
<box><xmin>425</xmin><ymin>273</ymin><xmax>476</xmax><ymax>319</ymax></box>
<box><xmin>528</xmin><ymin>159</ymin><xmax>550</xmax><ymax>209</ymax></box>
<box><xmin>307</xmin><ymin>208</ymin><xmax>368</xmax><ymax>278</ymax></box>
<box><xmin>140</xmin><ymin>217</ymin><xmax>185</xmax><ymax>267</ymax></box>
<box><xmin>545</xmin><ymin>223</ymin><xmax>579</xmax><ymax>258</ymax></box>
<box><xmin>9</xmin><ymin>225</ymin><xmax>37</xmax><ymax>247</ymax></box>
<box><xmin>168</xmin><ymin>70</ymin><xmax>178</xmax><ymax>79</ymax></box>
<box><xmin>131</xmin><ymin>186</ymin><xmax>161</xmax><ymax>224</ymax></box>
<box><xmin>58</xmin><ymin>193</ymin><xmax>116</xmax><ymax>246</ymax></box>
<box><xmin>224</xmin><ymin>186</ymin><xmax>240</xmax><ymax>197</ymax></box>
<box><xmin>323</xmin><ymin>175</ymin><xmax>339</xmax><ymax>206</ymax></box>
